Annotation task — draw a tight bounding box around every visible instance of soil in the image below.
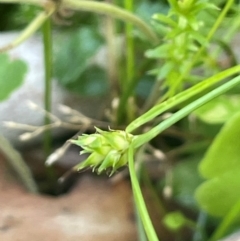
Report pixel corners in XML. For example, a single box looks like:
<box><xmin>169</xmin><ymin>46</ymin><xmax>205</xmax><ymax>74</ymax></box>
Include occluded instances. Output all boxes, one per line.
<box><xmin>0</xmin><ymin>152</ymin><xmax>137</xmax><ymax>241</ymax></box>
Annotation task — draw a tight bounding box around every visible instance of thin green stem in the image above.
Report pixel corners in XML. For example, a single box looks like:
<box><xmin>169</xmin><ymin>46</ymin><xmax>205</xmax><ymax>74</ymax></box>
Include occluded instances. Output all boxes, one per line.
<box><xmin>42</xmin><ymin>17</ymin><xmax>57</xmax><ymax>184</ymax></box>
<box><xmin>206</xmin><ymin>0</ymin><xmax>234</xmax><ymax>43</ymax></box>
<box><xmin>42</xmin><ymin>18</ymin><xmax>53</xmax><ymax>156</ymax></box>
<box><xmin>126</xmin><ymin>65</ymin><xmax>240</xmax><ymax>133</ymax></box>
<box><xmin>212</xmin><ymin>5</ymin><xmax>240</xmax><ymax>59</ymax></box>
<box><xmin>135</xmin><ymin>146</ymin><xmax>148</xmax><ymax>241</ymax></box>
<box><xmin>128</xmin><ymin>146</ymin><xmax>159</xmax><ymax>241</ymax></box>
<box><xmin>105</xmin><ymin>13</ymin><xmax>119</xmax><ymax>98</ymax></box>
<box><xmin>132</xmin><ymin>74</ymin><xmax>240</xmax><ymax>148</ymax></box>
<box><xmin>208</xmin><ymin>199</ymin><xmax>240</xmax><ymax>241</ymax></box>
<box><xmin>124</xmin><ymin>0</ymin><xmax>134</xmax><ymax>88</ymax></box>
<box><xmin>116</xmin><ymin>0</ymin><xmax>135</xmax><ymax>124</ymax></box>
<box><xmin>222</xmin><ymin>6</ymin><xmax>240</xmax><ymax>42</ymax></box>
<box><xmin>0</xmin><ymin>10</ymin><xmax>55</xmax><ymax>53</ymax></box>
<box><xmin>117</xmin><ymin>59</ymin><xmax>152</xmax><ymax>124</ymax></box>
<box><xmin>62</xmin><ymin>0</ymin><xmax>159</xmax><ymax>44</ymax></box>
<box><xmin>192</xmin><ymin>0</ymin><xmax>234</xmax><ymax>66</ymax></box>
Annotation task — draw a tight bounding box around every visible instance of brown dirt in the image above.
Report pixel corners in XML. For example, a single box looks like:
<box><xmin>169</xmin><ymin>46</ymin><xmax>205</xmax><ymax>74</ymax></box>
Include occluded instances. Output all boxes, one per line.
<box><xmin>0</xmin><ymin>152</ymin><xmax>137</xmax><ymax>241</ymax></box>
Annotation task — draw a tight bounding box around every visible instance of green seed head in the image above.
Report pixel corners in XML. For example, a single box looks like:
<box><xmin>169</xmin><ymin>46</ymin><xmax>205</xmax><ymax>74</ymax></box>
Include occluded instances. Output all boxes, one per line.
<box><xmin>71</xmin><ymin>127</ymin><xmax>134</xmax><ymax>175</ymax></box>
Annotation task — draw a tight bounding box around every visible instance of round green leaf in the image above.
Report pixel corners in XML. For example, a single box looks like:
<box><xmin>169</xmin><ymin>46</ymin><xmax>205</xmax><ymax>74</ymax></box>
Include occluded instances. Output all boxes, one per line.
<box><xmin>0</xmin><ymin>53</ymin><xmax>27</xmax><ymax>101</ymax></box>
<box><xmin>163</xmin><ymin>211</ymin><xmax>188</xmax><ymax>231</ymax></box>
<box><xmin>194</xmin><ymin>95</ymin><xmax>240</xmax><ymax>124</ymax></box>
<box><xmin>65</xmin><ymin>65</ymin><xmax>108</xmax><ymax>96</ymax></box>
<box><xmin>54</xmin><ymin>27</ymin><xmax>104</xmax><ymax>86</ymax></box>
<box><xmin>199</xmin><ymin>111</ymin><xmax>240</xmax><ymax>179</ymax></box>
<box><xmin>195</xmin><ymin>169</ymin><xmax>240</xmax><ymax>217</ymax></box>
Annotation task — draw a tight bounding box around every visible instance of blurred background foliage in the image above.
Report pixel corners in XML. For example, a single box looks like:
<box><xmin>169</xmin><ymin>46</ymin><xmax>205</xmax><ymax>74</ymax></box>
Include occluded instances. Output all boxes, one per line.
<box><xmin>1</xmin><ymin>0</ymin><xmax>240</xmax><ymax>240</ymax></box>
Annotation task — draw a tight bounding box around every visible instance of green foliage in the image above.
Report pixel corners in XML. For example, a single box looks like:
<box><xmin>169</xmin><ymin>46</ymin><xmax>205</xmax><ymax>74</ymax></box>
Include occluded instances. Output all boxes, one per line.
<box><xmin>126</xmin><ymin>65</ymin><xmax>240</xmax><ymax>133</ymax></box>
<box><xmin>54</xmin><ymin>27</ymin><xmax>105</xmax><ymax>96</ymax></box>
<box><xmin>1</xmin><ymin>0</ymin><xmax>240</xmax><ymax>240</ymax></box>
<box><xmin>71</xmin><ymin>127</ymin><xmax>134</xmax><ymax>176</ymax></box>
<box><xmin>196</xmin><ymin>169</ymin><xmax>240</xmax><ymax>217</ymax></box>
<box><xmin>0</xmin><ymin>4</ymin><xmax>17</xmax><ymax>30</ymax></box>
<box><xmin>198</xmin><ymin>111</ymin><xmax>240</xmax><ymax>179</ymax></box>
<box><xmin>11</xmin><ymin>4</ymin><xmax>41</xmax><ymax>29</ymax></box>
<box><xmin>172</xmin><ymin>157</ymin><xmax>203</xmax><ymax>209</ymax></box>
<box><xmin>0</xmin><ymin>53</ymin><xmax>27</xmax><ymax>101</ymax></box>
<box><xmin>65</xmin><ymin>65</ymin><xmax>108</xmax><ymax>96</ymax></box>
<box><xmin>0</xmin><ymin>4</ymin><xmax>43</xmax><ymax>30</ymax></box>
<box><xmin>194</xmin><ymin>95</ymin><xmax>240</xmax><ymax>124</ymax></box>
<box><xmin>163</xmin><ymin>211</ymin><xmax>194</xmax><ymax>231</ymax></box>
<box><xmin>135</xmin><ymin>1</ymin><xmax>168</xmax><ymax>23</ymax></box>
<box><xmin>195</xmin><ymin>111</ymin><xmax>240</xmax><ymax>216</ymax></box>
<box><xmin>136</xmin><ymin>74</ymin><xmax>155</xmax><ymax>98</ymax></box>
<box><xmin>145</xmin><ymin>0</ymin><xmax>217</xmax><ymax>95</ymax></box>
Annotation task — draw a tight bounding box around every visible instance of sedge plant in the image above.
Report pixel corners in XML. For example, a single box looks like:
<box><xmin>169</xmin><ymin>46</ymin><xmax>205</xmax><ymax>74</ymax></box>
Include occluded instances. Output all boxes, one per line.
<box><xmin>1</xmin><ymin>0</ymin><xmax>240</xmax><ymax>240</ymax></box>
<box><xmin>71</xmin><ymin>66</ymin><xmax>240</xmax><ymax>241</ymax></box>
<box><xmin>68</xmin><ymin>0</ymin><xmax>240</xmax><ymax>240</ymax></box>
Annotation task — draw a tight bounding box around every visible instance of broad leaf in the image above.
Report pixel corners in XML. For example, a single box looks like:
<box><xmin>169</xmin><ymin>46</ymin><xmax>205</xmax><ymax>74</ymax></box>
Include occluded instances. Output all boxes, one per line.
<box><xmin>54</xmin><ymin>27</ymin><xmax>104</xmax><ymax>87</ymax></box>
<box><xmin>65</xmin><ymin>65</ymin><xmax>108</xmax><ymax>96</ymax></box>
<box><xmin>194</xmin><ymin>95</ymin><xmax>240</xmax><ymax>124</ymax></box>
<box><xmin>195</xmin><ymin>111</ymin><xmax>240</xmax><ymax>216</ymax></box>
<box><xmin>195</xmin><ymin>169</ymin><xmax>240</xmax><ymax>217</ymax></box>
<box><xmin>0</xmin><ymin>53</ymin><xmax>27</xmax><ymax>101</ymax></box>
<box><xmin>199</xmin><ymin>111</ymin><xmax>240</xmax><ymax>178</ymax></box>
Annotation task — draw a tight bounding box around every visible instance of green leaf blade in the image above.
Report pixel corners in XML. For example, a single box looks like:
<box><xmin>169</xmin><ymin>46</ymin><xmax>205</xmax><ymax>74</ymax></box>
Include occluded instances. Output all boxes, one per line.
<box><xmin>195</xmin><ymin>170</ymin><xmax>240</xmax><ymax>217</ymax></box>
<box><xmin>0</xmin><ymin>53</ymin><xmax>27</xmax><ymax>101</ymax></box>
<box><xmin>54</xmin><ymin>27</ymin><xmax>104</xmax><ymax>87</ymax></box>
<box><xmin>196</xmin><ymin>111</ymin><xmax>240</xmax><ymax>217</ymax></box>
<box><xmin>199</xmin><ymin>111</ymin><xmax>240</xmax><ymax>179</ymax></box>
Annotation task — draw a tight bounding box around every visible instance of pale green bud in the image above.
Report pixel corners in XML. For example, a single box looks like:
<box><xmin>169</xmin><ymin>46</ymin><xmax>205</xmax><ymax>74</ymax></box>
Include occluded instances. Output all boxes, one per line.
<box><xmin>97</xmin><ymin>150</ymin><xmax>121</xmax><ymax>174</ymax></box>
<box><xmin>95</xmin><ymin>127</ymin><xmax>133</xmax><ymax>151</ymax></box>
<box><xmin>74</xmin><ymin>152</ymin><xmax>104</xmax><ymax>171</ymax></box>
<box><xmin>71</xmin><ymin>127</ymin><xmax>134</xmax><ymax>175</ymax></box>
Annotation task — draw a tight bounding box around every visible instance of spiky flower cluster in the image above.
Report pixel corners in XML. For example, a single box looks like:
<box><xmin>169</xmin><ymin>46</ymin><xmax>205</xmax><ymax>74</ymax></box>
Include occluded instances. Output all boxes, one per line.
<box><xmin>71</xmin><ymin>127</ymin><xmax>134</xmax><ymax>176</ymax></box>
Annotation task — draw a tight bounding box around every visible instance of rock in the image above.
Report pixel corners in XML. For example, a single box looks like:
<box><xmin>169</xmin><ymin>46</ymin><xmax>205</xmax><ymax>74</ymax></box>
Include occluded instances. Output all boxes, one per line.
<box><xmin>0</xmin><ymin>32</ymin><xmax>105</xmax><ymax>148</ymax></box>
